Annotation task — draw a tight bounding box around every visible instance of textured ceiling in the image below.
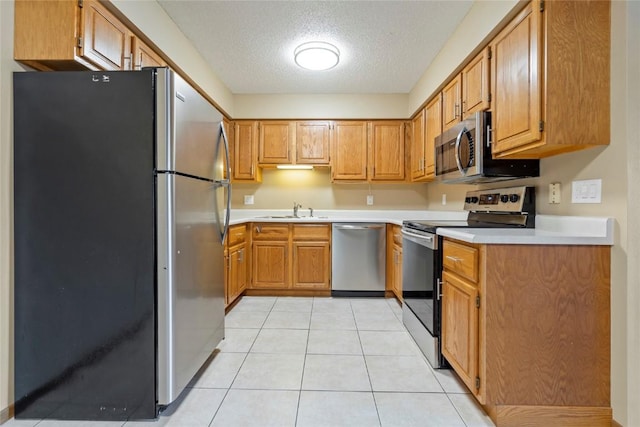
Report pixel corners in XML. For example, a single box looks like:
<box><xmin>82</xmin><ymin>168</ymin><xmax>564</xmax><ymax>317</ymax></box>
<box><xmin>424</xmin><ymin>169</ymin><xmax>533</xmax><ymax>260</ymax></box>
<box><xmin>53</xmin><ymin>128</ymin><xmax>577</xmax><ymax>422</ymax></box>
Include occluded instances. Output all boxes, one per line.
<box><xmin>157</xmin><ymin>1</ymin><xmax>474</xmax><ymax>94</ymax></box>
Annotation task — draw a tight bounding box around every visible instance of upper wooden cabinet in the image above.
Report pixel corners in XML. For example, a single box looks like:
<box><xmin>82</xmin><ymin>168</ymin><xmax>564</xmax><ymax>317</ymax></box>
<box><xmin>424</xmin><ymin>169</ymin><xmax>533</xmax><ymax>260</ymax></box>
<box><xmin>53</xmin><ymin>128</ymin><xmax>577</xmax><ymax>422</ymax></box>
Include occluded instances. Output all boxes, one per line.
<box><xmin>424</xmin><ymin>95</ymin><xmax>441</xmax><ymax>179</ymax></box>
<box><xmin>461</xmin><ymin>47</ymin><xmax>490</xmax><ymax>119</ymax></box>
<box><xmin>15</xmin><ymin>0</ymin><xmax>133</xmax><ymax>71</ymax></box>
<box><xmin>490</xmin><ymin>0</ymin><xmax>610</xmax><ymax>158</ymax></box>
<box><xmin>442</xmin><ymin>74</ymin><xmax>462</xmax><ymax>132</ymax></box>
<box><xmin>131</xmin><ymin>37</ymin><xmax>166</xmax><ymax>69</ymax></box>
<box><xmin>368</xmin><ymin>121</ymin><xmax>406</xmax><ymax>181</ymax></box>
<box><xmin>412</xmin><ymin>95</ymin><xmax>440</xmax><ymax>182</ymax></box>
<box><xmin>233</xmin><ymin>121</ymin><xmax>262</xmax><ymax>182</ymax></box>
<box><xmin>258</xmin><ymin>121</ymin><xmax>294</xmax><ymax>165</ymax></box>
<box><xmin>296</xmin><ymin>121</ymin><xmax>331</xmax><ymax>165</ymax></box>
<box><xmin>331</xmin><ymin>121</ymin><xmax>369</xmax><ymax>181</ymax></box>
<box><xmin>331</xmin><ymin>120</ymin><xmax>406</xmax><ymax>183</ymax></box>
<box><xmin>410</xmin><ymin>108</ymin><xmax>426</xmax><ymax>181</ymax></box>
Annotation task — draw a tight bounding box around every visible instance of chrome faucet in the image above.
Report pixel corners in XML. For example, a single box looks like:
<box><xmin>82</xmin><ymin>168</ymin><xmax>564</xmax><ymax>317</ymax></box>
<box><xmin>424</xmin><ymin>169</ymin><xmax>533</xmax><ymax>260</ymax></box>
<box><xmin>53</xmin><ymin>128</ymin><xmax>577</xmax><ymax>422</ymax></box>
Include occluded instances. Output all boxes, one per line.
<box><xmin>293</xmin><ymin>202</ymin><xmax>302</xmax><ymax>218</ymax></box>
<box><xmin>308</xmin><ymin>207</ymin><xmax>314</xmax><ymax>217</ymax></box>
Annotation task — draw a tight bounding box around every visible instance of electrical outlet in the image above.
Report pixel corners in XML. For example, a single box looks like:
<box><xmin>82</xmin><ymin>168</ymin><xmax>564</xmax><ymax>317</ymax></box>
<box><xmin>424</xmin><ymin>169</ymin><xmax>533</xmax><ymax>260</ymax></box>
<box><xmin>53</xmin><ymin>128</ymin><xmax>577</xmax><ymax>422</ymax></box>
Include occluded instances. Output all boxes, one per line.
<box><xmin>244</xmin><ymin>195</ymin><xmax>254</xmax><ymax>205</ymax></box>
<box><xmin>366</xmin><ymin>195</ymin><xmax>374</xmax><ymax>205</ymax></box>
<box><xmin>549</xmin><ymin>183</ymin><xmax>561</xmax><ymax>204</ymax></box>
<box><xmin>442</xmin><ymin>194</ymin><xmax>447</xmax><ymax>205</ymax></box>
<box><xmin>571</xmin><ymin>179</ymin><xmax>602</xmax><ymax>204</ymax></box>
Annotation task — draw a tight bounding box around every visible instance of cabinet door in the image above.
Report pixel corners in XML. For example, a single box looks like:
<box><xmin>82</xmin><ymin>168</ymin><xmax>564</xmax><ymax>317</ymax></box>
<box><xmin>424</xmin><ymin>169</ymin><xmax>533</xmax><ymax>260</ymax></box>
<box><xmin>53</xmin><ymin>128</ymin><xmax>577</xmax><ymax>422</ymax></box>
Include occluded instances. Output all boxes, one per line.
<box><xmin>462</xmin><ymin>47</ymin><xmax>490</xmax><ymax>118</ymax></box>
<box><xmin>411</xmin><ymin>109</ymin><xmax>426</xmax><ymax>181</ymax></box>
<box><xmin>81</xmin><ymin>0</ymin><xmax>132</xmax><ymax>71</ymax></box>
<box><xmin>252</xmin><ymin>241</ymin><xmax>289</xmax><ymax>289</ymax></box>
<box><xmin>331</xmin><ymin>121</ymin><xmax>368</xmax><ymax>181</ymax></box>
<box><xmin>132</xmin><ymin>37</ymin><xmax>165</xmax><ymax>69</ymax></box>
<box><xmin>441</xmin><ymin>271</ymin><xmax>479</xmax><ymax>395</ymax></box>
<box><xmin>392</xmin><ymin>244</ymin><xmax>402</xmax><ymax>300</ymax></box>
<box><xmin>292</xmin><ymin>242</ymin><xmax>330</xmax><ymax>290</ymax></box>
<box><xmin>442</xmin><ymin>74</ymin><xmax>462</xmax><ymax>131</ymax></box>
<box><xmin>369</xmin><ymin>121</ymin><xmax>406</xmax><ymax>181</ymax></box>
<box><xmin>227</xmin><ymin>244</ymin><xmax>247</xmax><ymax>304</ymax></box>
<box><xmin>233</xmin><ymin>121</ymin><xmax>260</xmax><ymax>182</ymax></box>
<box><xmin>490</xmin><ymin>2</ymin><xmax>542</xmax><ymax>155</ymax></box>
<box><xmin>296</xmin><ymin>121</ymin><xmax>331</xmax><ymax>165</ymax></box>
<box><xmin>424</xmin><ymin>94</ymin><xmax>441</xmax><ymax>179</ymax></box>
<box><xmin>259</xmin><ymin>121</ymin><xmax>293</xmax><ymax>164</ymax></box>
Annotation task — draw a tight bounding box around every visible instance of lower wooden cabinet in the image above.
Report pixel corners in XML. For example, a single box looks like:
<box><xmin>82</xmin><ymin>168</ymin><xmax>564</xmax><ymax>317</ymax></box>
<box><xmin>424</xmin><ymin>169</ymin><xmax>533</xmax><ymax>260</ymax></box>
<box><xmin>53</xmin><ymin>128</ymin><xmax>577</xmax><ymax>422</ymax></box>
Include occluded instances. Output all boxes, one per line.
<box><xmin>441</xmin><ymin>238</ymin><xmax>612</xmax><ymax>426</ymax></box>
<box><xmin>227</xmin><ymin>243</ymin><xmax>247</xmax><ymax>305</ymax></box>
<box><xmin>386</xmin><ymin>224</ymin><xmax>402</xmax><ymax>301</ymax></box>
<box><xmin>441</xmin><ymin>270</ymin><xmax>479</xmax><ymax>394</ymax></box>
<box><xmin>249</xmin><ymin>223</ymin><xmax>331</xmax><ymax>292</ymax></box>
<box><xmin>225</xmin><ymin>224</ymin><xmax>248</xmax><ymax>307</ymax></box>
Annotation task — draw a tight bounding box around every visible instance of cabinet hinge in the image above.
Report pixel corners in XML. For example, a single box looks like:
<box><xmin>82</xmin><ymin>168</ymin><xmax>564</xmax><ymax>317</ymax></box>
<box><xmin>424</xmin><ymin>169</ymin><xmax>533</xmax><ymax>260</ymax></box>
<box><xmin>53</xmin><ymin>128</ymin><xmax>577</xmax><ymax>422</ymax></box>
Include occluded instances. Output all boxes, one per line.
<box><xmin>475</xmin><ymin>296</ymin><xmax>480</xmax><ymax>308</ymax></box>
<box><xmin>540</xmin><ymin>0</ymin><xmax>545</xmax><ymax>12</ymax></box>
<box><xmin>475</xmin><ymin>376</ymin><xmax>481</xmax><ymax>389</ymax></box>
<box><xmin>487</xmin><ymin>93</ymin><xmax>492</xmax><ymax>103</ymax></box>
<box><xmin>77</xmin><ymin>36</ymin><xmax>83</xmax><ymax>49</ymax></box>
<box><xmin>78</xmin><ymin>0</ymin><xmax>83</xmax><ymax>8</ymax></box>
<box><xmin>487</xmin><ymin>47</ymin><xmax>492</xmax><ymax>60</ymax></box>
<box><xmin>539</xmin><ymin>120</ymin><xmax>545</xmax><ymax>132</ymax></box>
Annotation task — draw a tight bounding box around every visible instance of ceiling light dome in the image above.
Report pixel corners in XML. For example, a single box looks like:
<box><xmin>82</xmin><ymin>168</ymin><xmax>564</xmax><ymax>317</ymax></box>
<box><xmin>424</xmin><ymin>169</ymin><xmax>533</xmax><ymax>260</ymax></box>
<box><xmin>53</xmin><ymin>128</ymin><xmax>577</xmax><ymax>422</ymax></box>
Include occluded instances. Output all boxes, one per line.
<box><xmin>294</xmin><ymin>42</ymin><xmax>340</xmax><ymax>71</ymax></box>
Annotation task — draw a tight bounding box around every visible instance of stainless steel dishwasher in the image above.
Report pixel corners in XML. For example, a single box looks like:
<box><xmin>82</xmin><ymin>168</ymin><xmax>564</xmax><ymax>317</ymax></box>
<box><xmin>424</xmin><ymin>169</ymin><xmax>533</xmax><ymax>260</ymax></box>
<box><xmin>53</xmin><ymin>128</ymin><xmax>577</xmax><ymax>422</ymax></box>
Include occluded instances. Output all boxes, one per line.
<box><xmin>331</xmin><ymin>223</ymin><xmax>386</xmax><ymax>296</ymax></box>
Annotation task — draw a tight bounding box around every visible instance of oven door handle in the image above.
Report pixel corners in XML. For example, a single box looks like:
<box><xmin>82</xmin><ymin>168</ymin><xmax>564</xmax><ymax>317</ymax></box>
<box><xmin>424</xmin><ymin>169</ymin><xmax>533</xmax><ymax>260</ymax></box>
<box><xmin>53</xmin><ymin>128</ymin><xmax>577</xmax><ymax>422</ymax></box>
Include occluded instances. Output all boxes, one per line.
<box><xmin>401</xmin><ymin>229</ymin><xmax>437</xmax><ymax>249</ymax></box>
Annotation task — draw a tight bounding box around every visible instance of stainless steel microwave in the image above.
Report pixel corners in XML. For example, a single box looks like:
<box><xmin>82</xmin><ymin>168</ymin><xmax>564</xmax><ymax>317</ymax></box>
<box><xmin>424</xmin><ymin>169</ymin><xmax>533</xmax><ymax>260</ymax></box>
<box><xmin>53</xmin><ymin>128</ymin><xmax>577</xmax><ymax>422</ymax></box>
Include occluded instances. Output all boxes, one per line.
<box><xmin>434</xmin><ymin>111</ymin><xmax>539</xmax><ymax>183</ymax></box>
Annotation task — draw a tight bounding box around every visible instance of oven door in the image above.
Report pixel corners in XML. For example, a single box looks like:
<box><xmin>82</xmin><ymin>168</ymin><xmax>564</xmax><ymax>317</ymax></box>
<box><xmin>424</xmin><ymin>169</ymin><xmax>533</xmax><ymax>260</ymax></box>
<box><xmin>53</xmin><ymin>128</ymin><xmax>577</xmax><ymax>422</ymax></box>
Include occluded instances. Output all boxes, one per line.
<box><xmin>401</xmin><ymin>229</ymin><xmax>440</xmax><ymax>337</ymax></box>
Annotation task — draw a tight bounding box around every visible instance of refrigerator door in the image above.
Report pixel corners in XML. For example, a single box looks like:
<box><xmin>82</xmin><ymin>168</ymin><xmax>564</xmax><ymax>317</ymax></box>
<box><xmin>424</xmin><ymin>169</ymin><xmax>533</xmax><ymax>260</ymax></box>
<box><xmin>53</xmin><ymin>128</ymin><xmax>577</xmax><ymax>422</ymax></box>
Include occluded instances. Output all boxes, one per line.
<box><xmin>157</xmin><ymin>68</ymin><xmax>222</xmax><ymax>180</ymax></box>
<box><xmin>156</xmin><ymin>68</ymin><xmax>226</xmax><ymax>405</ymax></box>
<box><xmin>156</xmin><ymin>174</ymin><xmax>225</xmax><ymax>405</ymax></box>
<box><xmin>13</xmin><ymin>71</ymin><xmax>157</xmax><ymax>420</ymax></box>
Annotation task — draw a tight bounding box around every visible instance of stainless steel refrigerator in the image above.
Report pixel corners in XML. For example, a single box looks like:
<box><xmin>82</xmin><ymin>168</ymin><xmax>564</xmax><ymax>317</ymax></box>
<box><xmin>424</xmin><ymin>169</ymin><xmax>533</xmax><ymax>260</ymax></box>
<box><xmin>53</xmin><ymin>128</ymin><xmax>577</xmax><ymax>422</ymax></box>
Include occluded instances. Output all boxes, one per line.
<box><xmin>13</xmin><ymin>68</ymin><xmax>230</xmax><ymax>420</ymax></box>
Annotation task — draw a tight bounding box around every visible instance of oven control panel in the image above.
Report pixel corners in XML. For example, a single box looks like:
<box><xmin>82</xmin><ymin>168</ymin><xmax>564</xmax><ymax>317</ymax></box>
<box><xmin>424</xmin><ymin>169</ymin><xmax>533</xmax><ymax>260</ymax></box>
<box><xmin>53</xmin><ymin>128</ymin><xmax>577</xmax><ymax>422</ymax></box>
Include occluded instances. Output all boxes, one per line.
<box><xmin>463</xmin><ymin>186</ymin><xmax>534</xmax><ymax>213</ymax></box>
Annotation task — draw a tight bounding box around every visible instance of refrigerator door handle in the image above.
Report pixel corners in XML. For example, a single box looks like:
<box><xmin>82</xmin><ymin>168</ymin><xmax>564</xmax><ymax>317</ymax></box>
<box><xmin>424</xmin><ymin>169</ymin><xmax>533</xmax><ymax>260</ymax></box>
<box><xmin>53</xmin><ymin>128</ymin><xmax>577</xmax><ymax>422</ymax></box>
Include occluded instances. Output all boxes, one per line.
<box><xmin>218</xmin><ymin>123</ymin><xmax>232</xmax><ymax>244</ymax></box>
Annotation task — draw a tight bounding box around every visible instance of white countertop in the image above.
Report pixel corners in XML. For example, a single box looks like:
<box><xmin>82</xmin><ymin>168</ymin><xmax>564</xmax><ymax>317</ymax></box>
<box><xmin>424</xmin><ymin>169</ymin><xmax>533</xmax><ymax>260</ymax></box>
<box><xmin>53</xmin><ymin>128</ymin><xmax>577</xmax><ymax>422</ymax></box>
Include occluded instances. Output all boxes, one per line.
<box><xmin>437</xmin><ymin>215</ymin><xmax>614</xmax><ymax>246</ymax></box>
<box><xmin>228</xmin><ymin>210</ymin><xmax>614</xmax><ymax>246</ymax></box>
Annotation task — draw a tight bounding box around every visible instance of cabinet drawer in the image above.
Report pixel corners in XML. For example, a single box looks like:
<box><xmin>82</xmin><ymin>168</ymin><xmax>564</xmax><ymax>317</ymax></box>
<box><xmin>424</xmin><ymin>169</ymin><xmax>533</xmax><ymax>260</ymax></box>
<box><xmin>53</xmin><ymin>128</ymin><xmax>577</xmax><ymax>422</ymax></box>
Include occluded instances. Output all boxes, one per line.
<box><xmin>443</xmin><ymin>240</ymin><xmax>478</xmax><ymax>283</ymax></box>
<box><xmin>252</xmin><ymin>223</ymin><xmax>290</xmax><ymax>240</ymax></box>
<box><xmin>227</xmin><ymin>224</ymin><xmax>246</xmax><ymax>247</ymax></box>
<box><xmin>292</xmin><ymin>224</ymin><xmax>330</xmax><ymax>241</ymax></box>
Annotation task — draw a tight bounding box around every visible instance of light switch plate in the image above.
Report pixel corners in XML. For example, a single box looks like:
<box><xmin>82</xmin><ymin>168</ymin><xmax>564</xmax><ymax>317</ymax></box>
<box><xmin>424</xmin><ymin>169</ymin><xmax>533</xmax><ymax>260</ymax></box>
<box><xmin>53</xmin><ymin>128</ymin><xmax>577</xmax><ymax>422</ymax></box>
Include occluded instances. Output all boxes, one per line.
<box><xmin>571</xmin><ymin>179</ymin><xmax>602</xmax><ymax>204</ymax></box>
<box><xmin>244</xmin><ymin>195</ymin><xmax>254</xmax><ymax>205</ymax></box>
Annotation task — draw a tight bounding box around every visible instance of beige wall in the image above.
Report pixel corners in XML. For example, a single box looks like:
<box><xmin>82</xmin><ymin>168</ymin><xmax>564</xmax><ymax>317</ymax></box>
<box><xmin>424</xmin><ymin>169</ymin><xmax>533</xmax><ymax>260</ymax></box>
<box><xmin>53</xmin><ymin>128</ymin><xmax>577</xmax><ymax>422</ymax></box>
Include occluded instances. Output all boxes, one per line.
<box><xmin>0</xmin><ymin>0</ymin><xmax>17</xmax><ymax>419</ymax></box>
<box><xmin>231</xmin><ymin>169</ymin><xmax>430</xmax><ymax>210</ymax></box>
<box><xmin>110</xmin><ymin>0</ymin><xmax>235</xmax><ymax>117</ymax></box>
<box><xmin>1</xmin><ymin>0</ymin><xmax>637</xmax><ymax>425</ymax></box>
<box><xmin>234</xmin><ymin>93</ymin><xmax>409</xmax><ymax>119</ymax></box>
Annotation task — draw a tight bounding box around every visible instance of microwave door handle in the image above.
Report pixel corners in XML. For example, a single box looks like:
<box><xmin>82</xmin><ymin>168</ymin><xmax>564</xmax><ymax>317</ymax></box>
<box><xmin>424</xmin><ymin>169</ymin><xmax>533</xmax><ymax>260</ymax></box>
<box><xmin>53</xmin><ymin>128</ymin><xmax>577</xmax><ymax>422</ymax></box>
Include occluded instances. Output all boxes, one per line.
<box><xmin>454</xmin><ymin>127</ymin><xmax>465</xmax><ymax>174</ymax></box>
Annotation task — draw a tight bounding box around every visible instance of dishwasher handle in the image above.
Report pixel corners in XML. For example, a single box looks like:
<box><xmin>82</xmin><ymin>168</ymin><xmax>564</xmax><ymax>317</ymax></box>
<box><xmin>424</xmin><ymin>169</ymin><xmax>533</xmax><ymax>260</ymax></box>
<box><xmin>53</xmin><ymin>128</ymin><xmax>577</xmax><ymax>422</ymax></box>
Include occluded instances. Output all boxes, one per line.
<box><xmin>334</xmin><ymin>224</ymin><xmax>385</xmax><ymax>230</ymax></box>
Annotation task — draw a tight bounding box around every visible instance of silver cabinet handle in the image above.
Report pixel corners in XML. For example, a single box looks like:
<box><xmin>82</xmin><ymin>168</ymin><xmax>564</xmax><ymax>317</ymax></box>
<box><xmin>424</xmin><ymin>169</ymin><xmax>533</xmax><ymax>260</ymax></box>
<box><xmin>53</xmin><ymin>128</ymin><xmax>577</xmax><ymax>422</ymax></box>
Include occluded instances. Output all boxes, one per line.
<box><xmin>445</xmin><ymin>255</ymin><xmax>461</xmax><ymax>262</ymax></box>
<box><xmin>436</xmin><ymin>278</ymin><xmax>443</xmax><ymax>300</ymax></box>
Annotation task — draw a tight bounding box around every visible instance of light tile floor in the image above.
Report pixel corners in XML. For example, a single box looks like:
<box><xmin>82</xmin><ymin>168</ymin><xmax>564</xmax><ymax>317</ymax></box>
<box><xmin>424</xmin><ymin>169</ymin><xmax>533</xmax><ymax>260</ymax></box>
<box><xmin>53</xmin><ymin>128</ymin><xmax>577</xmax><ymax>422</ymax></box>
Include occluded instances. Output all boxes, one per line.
<box><xmin>6</xmin><ymin>297</ymin><xmax>495</xmax><ymax>427</ymax></box>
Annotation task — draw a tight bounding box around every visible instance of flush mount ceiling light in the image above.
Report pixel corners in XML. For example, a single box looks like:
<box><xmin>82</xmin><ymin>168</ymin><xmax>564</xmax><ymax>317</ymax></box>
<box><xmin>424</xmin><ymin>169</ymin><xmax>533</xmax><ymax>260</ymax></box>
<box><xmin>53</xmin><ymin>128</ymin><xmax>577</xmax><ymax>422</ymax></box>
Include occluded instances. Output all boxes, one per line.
<box><xmin>294</xmin><ymin>42</ymin><xmax>340</xmax><ymax>71</ymax></box>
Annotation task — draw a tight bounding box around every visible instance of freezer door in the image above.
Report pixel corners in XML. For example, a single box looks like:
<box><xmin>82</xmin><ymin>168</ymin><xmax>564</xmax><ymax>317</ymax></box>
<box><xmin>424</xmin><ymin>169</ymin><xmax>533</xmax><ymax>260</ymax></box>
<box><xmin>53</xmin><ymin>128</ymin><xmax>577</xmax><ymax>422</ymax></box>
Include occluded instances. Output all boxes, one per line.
<box><xmin>156</xmin><ymin>174</ymin><xmax>225</xmax><ymax>405</ymax></box>
<box><xmin>156</xmin><ymin>68</ymin><xmax>222</xmax><ymax>180</ymax></box>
